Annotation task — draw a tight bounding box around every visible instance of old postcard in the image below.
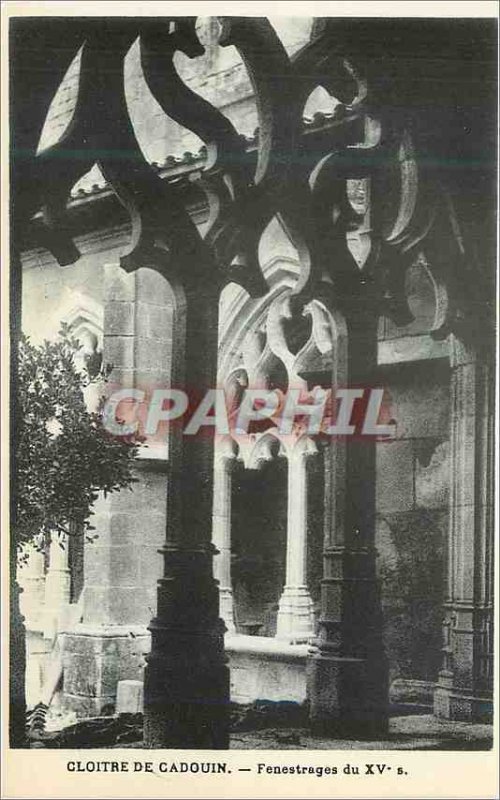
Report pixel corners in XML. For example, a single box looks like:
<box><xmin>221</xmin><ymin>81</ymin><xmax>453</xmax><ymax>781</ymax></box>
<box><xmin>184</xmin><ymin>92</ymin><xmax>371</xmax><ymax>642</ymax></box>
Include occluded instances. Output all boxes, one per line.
<box><xmin>1</xmin><ymin>1</ymin><xmax>498</xmax><ymax>798</ymax></box>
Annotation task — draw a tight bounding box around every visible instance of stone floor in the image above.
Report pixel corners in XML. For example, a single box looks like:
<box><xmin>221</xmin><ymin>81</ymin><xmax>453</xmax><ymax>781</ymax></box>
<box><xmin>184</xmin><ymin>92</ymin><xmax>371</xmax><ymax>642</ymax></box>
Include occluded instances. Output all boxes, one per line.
<box><xmin>34</xmin><ymin>707</ymin><xmax>493</xmax><ymax>751</ymax></box>
<box><xmin>230</xmin><ymin>715</ymin><xmax>493</xmax><ymax>750</ymax></box>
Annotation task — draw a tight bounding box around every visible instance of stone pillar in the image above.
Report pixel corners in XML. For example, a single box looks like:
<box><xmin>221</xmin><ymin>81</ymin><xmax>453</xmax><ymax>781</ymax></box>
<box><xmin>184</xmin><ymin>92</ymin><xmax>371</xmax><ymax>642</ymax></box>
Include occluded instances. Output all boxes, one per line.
<box><xmin>143</xmin><ymin>278</ymin><xmax>229</xmax><ymax>750</ymax></box>
<box><xmin>276</xmin><ymin>443</ymin><xmax>316</xmax><ymax>643</ymax></box>
<box><xmin>307</xmin><ymin>303</ymin><xmax>388</xmax><ymax>737</ymax></box>
<box><xmin>213</xmin><ymin>450</ymin><xmax>236</xmax><ymax>635</ymax></box>
<box><xmin>44</xmin><ymin>532</ymin><xmax>71</xmax><ymax>639</ymax></box>
<box><xmin>434</xmin><ymin>340</ymin><xmax>494</xmax><ymax>721</ymax></box>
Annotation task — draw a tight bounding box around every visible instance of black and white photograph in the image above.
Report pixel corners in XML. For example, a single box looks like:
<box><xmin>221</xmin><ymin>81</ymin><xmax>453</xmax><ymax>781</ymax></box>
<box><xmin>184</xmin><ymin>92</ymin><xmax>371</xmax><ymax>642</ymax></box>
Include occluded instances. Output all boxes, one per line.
<box><xmin>1</xmin><ymin>2</ymin><xmax>498</xmax><ymax>798</ymax></box>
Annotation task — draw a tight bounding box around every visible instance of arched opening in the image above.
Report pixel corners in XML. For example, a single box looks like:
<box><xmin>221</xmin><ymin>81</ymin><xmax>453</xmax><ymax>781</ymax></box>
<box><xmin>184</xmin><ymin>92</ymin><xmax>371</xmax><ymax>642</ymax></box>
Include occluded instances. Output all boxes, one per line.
<box><xmin>303</xmin><ymin>85</ymin><xmax>339</xmax><ymax>120</ymax></box>
<box><xmin>231</xmin><ymin>458</ymin><xmax>287</xmax><ymax>637</ymax></box>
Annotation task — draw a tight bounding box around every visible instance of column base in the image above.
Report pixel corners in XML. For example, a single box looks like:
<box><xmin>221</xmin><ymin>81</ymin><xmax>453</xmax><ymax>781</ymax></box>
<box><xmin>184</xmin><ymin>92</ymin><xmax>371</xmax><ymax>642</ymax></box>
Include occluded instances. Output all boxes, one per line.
<box><xmin>434</xmin><ymin>675</ymin><xmax>493</xmax><ymax>722</ymax></box>
<box><xmin>60</xmin><ymin>624</ymin><xmax>150</xmax><ymax>718</ymax></box>
<box><xmin>307</xmin><ymin>651</ymin><xmax>389</xmax><ymax>738</ymax></box>
<box><xmin>143</xmin><ymin>620</ymin><xmax>230</xmax><ymax>749</ymax></box>
<box><xmin>276</xmin><ymin>586</ymin><xmax>315</xmax><ymax>643</ymax></box>
<box><xmin>219</xmin><ymin>588</ymin><xmax>236</xmax><ymax>635</ymax></box>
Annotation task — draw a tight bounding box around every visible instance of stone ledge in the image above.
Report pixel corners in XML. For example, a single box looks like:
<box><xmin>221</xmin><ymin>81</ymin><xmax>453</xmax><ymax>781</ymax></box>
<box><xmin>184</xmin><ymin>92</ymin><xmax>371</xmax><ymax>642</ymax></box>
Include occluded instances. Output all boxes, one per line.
<box><xmin>59</xmin><ymin>623</ymin><xmax>149</xmax><ymax>638</ymax></box>
<box><xmin>378</xmin><ymin>334</ymin><xmax>449</xmax><ymax>365</ymax></box>
<box><xmin>225</xmin><ymin>634</ymin><xmax>309</xmax><ymax>662</ymax></box>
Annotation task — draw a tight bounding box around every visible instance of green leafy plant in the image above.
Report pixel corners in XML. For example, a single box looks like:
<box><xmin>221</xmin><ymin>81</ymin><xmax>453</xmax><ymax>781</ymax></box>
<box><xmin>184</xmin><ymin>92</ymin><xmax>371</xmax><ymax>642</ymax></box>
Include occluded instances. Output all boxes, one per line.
<box><xmin>15</xmin><ymin>323</ymin><xmax>141</xmax><ymax>552</ymax></box>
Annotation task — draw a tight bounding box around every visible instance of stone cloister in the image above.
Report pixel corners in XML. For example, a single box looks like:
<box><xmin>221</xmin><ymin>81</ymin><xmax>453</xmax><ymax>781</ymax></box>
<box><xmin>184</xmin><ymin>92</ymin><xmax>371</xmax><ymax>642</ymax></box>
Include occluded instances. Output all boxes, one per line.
<box><xmin>10</xmin><ymin>16</ymin><xmax>495</xmax><ymax>748</ymax></box>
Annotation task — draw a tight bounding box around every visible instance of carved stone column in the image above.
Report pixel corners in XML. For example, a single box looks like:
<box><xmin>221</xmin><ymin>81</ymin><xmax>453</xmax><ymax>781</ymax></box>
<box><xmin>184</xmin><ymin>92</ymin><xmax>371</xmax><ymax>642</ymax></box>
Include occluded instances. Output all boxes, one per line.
<box><xmin>143</xmin><ymin>282</ymin><xmax>229</xmax><ymax>749</ymax></box>
<box><xmin>307</xmin><ymin>304</ymin><xmax>388</xmax><ymax>737</ymax></box>
<box><xmin>434</xmin><ymin>339</ymin><xmax>494</xmax><ymax>721</ymax></box>
<box><xmin>276</xmin><ymin>442</ymin><xmax>316</xmax><ymax>643</ymax></box>
<box><xmin>212</xmin><ymin>449</ymin><xmax>236</xmax><ymax>635</ymax></box>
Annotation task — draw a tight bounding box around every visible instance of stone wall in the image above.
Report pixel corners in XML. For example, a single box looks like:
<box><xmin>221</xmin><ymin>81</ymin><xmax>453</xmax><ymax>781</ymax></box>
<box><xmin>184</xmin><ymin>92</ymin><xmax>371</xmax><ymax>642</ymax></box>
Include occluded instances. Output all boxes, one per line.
<box><xmin>376</xmin><ymin>363</ymin><xmax>450</xmax><ymax>693</ymax></box>
<box><xmin>374</xmin><ymin>259</ymin><xmax>451</xmax><ymax>694</ymax></box>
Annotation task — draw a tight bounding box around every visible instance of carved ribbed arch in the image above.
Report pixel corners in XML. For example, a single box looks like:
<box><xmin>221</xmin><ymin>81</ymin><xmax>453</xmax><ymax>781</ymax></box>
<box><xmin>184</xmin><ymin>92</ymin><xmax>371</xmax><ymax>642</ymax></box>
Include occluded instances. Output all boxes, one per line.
<box><xmin>13</xmin><ymin>16</ymin><xmax>492</xmax><ymax>351</ymax></box>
